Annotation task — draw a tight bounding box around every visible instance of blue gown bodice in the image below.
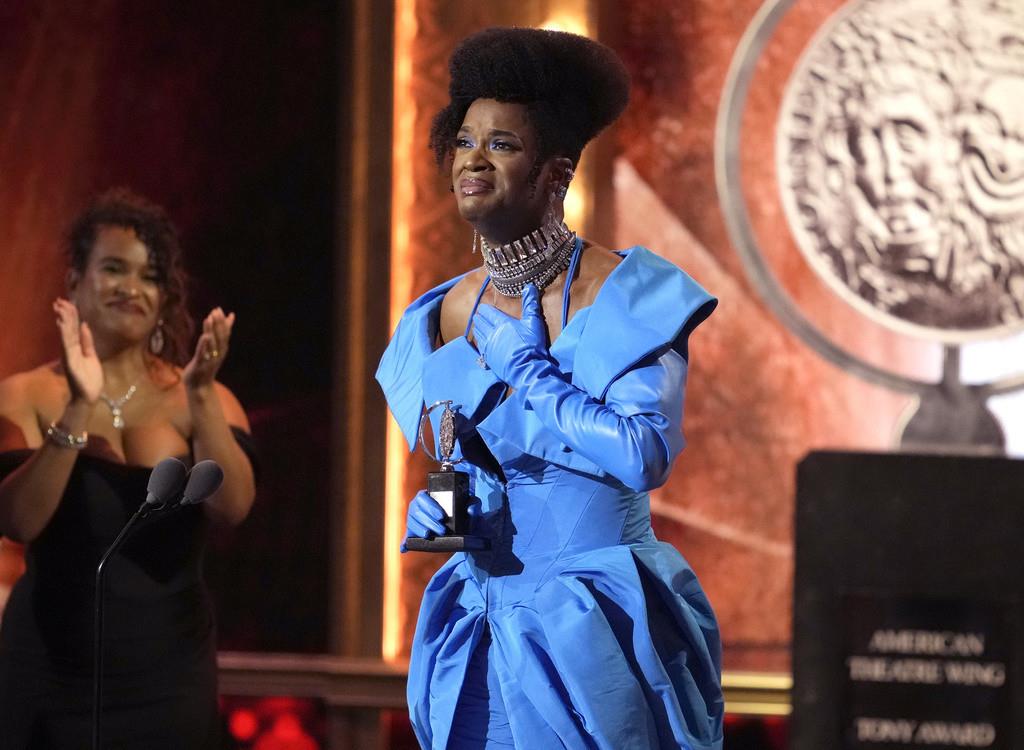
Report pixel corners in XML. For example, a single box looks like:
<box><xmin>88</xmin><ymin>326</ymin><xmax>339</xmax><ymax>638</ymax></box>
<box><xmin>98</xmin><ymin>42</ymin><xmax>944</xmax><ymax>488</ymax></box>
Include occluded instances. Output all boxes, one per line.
<box><xmin>377</xmin><ymin>246</ymin><xmax>724</xmax><ymax>750</ymax></box>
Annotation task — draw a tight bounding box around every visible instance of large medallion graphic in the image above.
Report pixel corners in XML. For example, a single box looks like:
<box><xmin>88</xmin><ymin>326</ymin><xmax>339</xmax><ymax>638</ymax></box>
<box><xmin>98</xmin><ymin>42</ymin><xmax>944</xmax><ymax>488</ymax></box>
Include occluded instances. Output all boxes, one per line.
<box><xmin>718</xmin><ymin>0</ymin><xmax>1024</xmax><ymax>451</ymax></box>
<box><xmin>777</xmin><ymin>0</ymin><xmax>1024</xmax><ymax>340</ymax></box>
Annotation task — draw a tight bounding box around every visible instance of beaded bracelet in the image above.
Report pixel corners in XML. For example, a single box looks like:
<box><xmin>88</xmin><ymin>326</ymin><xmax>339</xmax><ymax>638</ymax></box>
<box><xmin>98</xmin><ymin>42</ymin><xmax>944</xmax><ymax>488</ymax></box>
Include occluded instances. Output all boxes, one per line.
<box><xmin>46</xmin><ymin>422</ymin><xmax>88</xmax><ymax>450</ymax></box>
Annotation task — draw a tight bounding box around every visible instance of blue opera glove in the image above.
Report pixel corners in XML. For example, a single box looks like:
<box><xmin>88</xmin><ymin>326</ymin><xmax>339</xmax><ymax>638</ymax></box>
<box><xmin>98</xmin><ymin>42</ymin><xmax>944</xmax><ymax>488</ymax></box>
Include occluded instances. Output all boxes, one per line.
<box><xmin>400</xmin><ymin>490</ymin><xmax>447</xmax><ymax>553</ymax></box>
<box><xmin>474</xmin><ymin>285</ymin><xmax>688</xmax><ymax>493</ymax></box>
<box><xmin>473</xmin><ymin>283</ymin><xmax>550</xmax><ymax>390</ymax></box>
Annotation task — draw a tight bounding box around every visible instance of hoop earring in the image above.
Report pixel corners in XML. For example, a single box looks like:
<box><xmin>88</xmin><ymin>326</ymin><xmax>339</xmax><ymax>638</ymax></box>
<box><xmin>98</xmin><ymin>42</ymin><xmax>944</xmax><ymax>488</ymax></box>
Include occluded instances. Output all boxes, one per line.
<box><xmin>149</xmin><ymin>320</ymin><xmax>165</xmax><ymax>355</ymax></box>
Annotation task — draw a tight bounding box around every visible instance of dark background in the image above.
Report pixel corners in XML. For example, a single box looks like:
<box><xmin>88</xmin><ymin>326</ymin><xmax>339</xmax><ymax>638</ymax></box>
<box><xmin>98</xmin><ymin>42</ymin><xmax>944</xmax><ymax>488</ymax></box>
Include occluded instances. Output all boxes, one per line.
<box><xmin>125</xmin><ymin>0</ymin><xmax>342</xmax><ymax>653</ymax></box>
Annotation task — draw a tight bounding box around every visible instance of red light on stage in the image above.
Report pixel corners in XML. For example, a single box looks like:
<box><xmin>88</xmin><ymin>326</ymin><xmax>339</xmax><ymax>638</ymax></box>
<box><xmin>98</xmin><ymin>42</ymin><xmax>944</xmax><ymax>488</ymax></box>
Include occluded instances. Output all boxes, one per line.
<box><xmin>228</xmin><ymin>708</ymin><xmax>259</xmax><ymax>742</ymax></box>
<box><xmin>221</xmin><ymin>695</ymin><xmax>325</xmax><ymax>749</ymax></box>
<box><xmin>271</xmin><ymin>714</ymin><xmax>305</xmax><ymax>740</ymax></box>
<box><xmin>253</xmin><ymin>713</ymin><xmax>317</xmax><ymax>750</ymax></box>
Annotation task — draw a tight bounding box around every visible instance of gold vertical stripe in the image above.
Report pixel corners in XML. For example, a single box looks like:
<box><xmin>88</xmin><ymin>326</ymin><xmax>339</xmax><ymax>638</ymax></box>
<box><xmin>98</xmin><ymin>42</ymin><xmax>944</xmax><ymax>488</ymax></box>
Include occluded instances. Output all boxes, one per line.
<box><xmin>383</xmin><ymin>0</ymin><xmax>419</xmax><ymax>663</ymax></box>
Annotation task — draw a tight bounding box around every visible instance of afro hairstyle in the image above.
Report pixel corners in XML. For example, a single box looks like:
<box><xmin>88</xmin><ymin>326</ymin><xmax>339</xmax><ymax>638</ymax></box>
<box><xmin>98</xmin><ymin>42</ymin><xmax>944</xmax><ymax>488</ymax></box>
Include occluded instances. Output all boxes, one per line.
<box><xmin>429</xmin><ymin>27</ymin><xmax>630</xmax><ymax>169</ymax></box>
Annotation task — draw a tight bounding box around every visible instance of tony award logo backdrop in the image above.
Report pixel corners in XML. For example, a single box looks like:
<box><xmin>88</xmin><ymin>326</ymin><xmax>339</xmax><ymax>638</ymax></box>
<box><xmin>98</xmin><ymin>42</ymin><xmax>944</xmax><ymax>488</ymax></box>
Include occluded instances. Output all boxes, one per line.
<box><xmin>719</xmin><ymin>1</ymin><xmax>1024</xmax><ymax>747</ymax></box>
<box><xmin>721</xmin><ymin>0</ymin><xmax>1024</xmax><ymax>455</ymax></box>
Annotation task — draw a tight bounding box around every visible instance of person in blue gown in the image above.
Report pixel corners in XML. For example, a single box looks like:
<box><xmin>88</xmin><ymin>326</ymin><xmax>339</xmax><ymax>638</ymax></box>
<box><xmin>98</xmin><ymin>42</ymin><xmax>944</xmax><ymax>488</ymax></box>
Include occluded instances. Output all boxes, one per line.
<box><xmin>377</xmin><ymin>27</ymin><xmax>724</xmax><ymax>749</ymax></box>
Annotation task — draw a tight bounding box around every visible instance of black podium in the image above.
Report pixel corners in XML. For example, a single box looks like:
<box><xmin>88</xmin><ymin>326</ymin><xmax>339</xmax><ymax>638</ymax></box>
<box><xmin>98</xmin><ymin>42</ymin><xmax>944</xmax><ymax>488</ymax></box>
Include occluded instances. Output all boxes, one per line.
<box><xmin>793</xmin><ymin>451</ymin><xmax>1024</xmax><ymax>750</ymax></box>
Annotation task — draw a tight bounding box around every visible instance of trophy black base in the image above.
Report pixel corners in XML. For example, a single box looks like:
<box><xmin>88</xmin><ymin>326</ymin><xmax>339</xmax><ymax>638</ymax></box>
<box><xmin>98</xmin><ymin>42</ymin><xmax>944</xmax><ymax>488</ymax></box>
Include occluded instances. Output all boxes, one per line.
<box><xmin>404</xmin><ymin>535</ymin><xmax>490</xmax><ymax>553</ymax></box>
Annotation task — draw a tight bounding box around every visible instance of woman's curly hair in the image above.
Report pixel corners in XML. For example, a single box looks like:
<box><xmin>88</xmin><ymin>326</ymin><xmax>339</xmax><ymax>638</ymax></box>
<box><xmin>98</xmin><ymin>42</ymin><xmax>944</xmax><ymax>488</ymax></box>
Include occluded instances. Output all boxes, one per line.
<box><xmin>429</xmin><ymin>27</ymin><xmax>630</xmax><ymax>169</ymax></box>
<box><xmin>66</xmin><ymin>188</ymin><xmax>194</xmax><ymax>367</ymax></box>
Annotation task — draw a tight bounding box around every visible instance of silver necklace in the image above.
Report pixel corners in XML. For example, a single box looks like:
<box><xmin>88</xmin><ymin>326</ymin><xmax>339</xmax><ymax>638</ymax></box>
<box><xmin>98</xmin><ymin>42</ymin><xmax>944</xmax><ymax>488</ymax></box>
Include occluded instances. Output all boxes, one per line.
<box><xmin>99</xmin><ymin>383</ymin><xmax>138</xmax><ymax>430</ymax></box>
<box><xmin>481</xmin><ymin>219</ymin><xmax>577</xmax><ymax>297</ymax></box>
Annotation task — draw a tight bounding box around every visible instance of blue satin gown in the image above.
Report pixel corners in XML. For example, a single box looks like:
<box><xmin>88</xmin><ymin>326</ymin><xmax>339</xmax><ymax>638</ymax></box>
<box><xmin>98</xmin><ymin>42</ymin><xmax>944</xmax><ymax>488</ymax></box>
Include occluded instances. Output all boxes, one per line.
<box><xmin>377</xmin><ymin>244</ymin><xmax>724</xmax><ymax>749</ymax></box>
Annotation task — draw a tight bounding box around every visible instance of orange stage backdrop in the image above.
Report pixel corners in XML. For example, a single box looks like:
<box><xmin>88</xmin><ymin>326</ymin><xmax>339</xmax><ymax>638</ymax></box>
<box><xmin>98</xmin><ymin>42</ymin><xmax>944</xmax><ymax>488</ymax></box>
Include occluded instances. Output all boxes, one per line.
<box><xmin>0</xmin><ymin>3</ymin><xmax>114</xmax><ymax>606</ymax></box>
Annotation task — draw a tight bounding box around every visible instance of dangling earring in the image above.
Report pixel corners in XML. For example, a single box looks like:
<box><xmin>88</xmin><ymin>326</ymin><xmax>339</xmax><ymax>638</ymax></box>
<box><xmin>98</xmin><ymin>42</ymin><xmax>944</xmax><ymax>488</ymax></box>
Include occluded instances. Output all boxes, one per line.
<box><xmin>471</xmin><ymin>230</ymin><xmax>480</xmax><ymax>255</ymax></box>
<box><xmin>557</xmin><ymin>167</ymin><xmax>573</xmax><ymax>200</ymax></box>
<box><xmin>149</xmin><ymin>319</ymin><xmax>165</xmax><ymax>355</ymax></box>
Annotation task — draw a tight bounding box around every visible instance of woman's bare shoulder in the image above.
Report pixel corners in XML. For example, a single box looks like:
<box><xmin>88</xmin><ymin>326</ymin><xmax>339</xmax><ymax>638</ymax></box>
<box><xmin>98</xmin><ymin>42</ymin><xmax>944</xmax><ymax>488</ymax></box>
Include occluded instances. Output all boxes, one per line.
<box><xmin>0</xmin><ymin>364</ymin><xmax>63</xmax><ymax>449</ymax></box>
<box><xmin>0</xmin><ymin>363</ymin><xmax>64</xmax><ymax>404</ymax></box>
<box><xmin>572</xmin><ymin>241</ymin><xmax>623</xmax><ymax>310</ymax></box>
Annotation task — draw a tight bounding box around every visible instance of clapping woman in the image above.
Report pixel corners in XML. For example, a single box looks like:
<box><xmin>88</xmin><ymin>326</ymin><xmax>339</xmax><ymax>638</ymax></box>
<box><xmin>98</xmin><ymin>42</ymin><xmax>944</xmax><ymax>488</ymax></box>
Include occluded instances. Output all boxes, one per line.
<box><xmin>0</xmin><ymin>189</ymin><xmax>256</xmax><ymax>748</ymax></box>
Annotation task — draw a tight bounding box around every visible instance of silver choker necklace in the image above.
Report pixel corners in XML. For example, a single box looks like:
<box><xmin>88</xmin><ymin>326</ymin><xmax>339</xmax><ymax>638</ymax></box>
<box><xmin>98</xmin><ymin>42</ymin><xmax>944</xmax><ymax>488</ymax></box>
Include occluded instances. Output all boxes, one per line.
<box><xmin>481</xmin><ymin>219</ymin><xmax>577</xmax><ymax>297</ymax></box>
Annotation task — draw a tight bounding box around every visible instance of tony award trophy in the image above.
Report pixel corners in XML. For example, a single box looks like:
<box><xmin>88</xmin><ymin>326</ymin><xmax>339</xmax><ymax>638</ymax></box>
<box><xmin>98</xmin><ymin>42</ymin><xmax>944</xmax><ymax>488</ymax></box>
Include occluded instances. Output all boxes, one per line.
<box><xmin>406</xmin><ymin>400</ymin><xmax>489</xmax><ymax>552</ymax></box>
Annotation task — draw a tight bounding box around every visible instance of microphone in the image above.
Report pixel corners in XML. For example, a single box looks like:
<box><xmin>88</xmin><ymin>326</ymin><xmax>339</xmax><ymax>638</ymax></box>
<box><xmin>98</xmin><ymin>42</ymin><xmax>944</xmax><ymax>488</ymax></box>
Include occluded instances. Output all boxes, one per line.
<box><xmin>144</xmin><ymin>457</ymin><xmax>189</xmax><ymax>506</ymax></box>
<box><xmin>94</xmin><ymin>458</ymin><xmax>222</xmax><ymax>750</ymax></box>
<box><xmin>179</xmin><ymin>460</ymin><xmax>224</xmax><ymax>505</ymax></box>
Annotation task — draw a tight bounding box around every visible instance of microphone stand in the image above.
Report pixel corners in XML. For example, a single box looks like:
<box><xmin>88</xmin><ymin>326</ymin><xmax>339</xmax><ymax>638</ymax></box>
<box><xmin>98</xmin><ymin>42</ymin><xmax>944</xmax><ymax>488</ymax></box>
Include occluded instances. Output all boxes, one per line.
<box><xmin>93</xmin><ymin>499</ymin><xmax>179</xmax><ymax>750</ymax></box>
<box><xmin>92</xmin><ymin>457</ymin><xmax>219</xmax><ymax>750</ymax></box>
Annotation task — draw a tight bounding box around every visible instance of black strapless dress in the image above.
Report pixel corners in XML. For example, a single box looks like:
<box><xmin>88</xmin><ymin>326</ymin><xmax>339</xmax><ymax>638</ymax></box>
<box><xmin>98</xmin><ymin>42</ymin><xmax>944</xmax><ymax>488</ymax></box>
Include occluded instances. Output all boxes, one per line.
<box><xmin>0</xmin><ymin>430</ymin><xmax>254</xmax><ymax>749</ymax></box>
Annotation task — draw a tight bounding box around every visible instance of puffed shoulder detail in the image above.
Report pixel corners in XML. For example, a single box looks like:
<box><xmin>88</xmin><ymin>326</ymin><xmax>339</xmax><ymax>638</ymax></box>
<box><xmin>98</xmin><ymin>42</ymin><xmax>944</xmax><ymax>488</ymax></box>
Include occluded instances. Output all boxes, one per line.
<box><xmin>573</xmin><ymin>246</ymin><xmax>716</xmax><ymax>401</ymax></box>
<box><xmin>375</xmin><ymin>272</ymin><xmax>471</xmax><ymax>450</ymax></box>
